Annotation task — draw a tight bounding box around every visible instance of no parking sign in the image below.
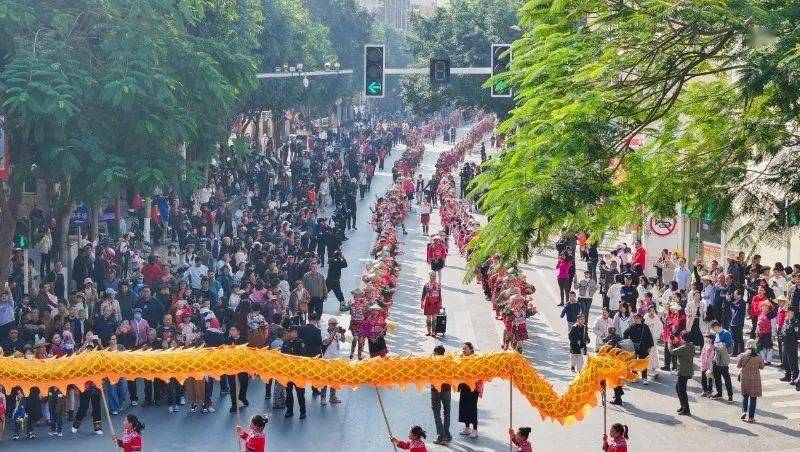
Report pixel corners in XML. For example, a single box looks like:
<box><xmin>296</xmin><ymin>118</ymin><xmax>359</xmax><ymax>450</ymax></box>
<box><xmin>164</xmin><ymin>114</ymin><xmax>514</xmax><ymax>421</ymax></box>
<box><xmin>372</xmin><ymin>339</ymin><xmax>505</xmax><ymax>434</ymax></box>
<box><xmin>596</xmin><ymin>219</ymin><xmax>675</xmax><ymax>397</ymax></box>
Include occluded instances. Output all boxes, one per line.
<box><xmin>649</xmin><ymin>217</ymin><xmax>677</xmax><ymax>236</ymax></box>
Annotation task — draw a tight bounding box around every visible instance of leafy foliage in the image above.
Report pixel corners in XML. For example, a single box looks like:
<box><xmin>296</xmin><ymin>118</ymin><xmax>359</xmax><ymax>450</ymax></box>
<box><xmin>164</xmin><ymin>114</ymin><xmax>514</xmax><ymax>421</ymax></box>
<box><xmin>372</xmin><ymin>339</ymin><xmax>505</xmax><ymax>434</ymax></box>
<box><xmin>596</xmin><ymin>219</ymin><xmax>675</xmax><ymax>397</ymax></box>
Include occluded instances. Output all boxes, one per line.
<box><xmin>0</xmin><ymin>0</ymin><xmax>261</xmax><ymax>198</ymax></box>
<box><xmin>469</xmin><ymin>0</ymin><xmax>800</xmax><ymax>269</ymax></box>
<box><xmin>237</xmin><ymin>0</ymin><xmax>375</xmax><ymax>126</ymax></box>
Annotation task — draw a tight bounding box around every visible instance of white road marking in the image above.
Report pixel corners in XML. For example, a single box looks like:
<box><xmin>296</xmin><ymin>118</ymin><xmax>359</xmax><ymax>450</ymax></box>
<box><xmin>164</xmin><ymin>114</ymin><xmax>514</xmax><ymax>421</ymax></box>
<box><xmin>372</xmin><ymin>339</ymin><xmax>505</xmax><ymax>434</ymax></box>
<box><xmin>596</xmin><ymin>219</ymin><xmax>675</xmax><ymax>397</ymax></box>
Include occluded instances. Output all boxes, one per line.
<box><xmin>761</xmin><ymin>388</ymin><xmax>800</xmax><ymax>398</ymax></box>
<box><xmin>772</xmin><ymin>399</ymin><xmax>800</xmax><ymax>408</ymax></box>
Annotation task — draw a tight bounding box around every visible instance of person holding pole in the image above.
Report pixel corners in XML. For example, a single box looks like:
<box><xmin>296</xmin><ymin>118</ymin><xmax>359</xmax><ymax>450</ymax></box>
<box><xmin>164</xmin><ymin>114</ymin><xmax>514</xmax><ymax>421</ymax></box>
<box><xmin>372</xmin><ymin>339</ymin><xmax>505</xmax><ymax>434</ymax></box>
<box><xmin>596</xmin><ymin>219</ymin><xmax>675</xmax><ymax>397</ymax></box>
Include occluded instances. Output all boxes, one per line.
<box><xmin>602</xmin><ymin>423</ymin><xmax>629</xmax><ymax>452</ymax></box>
<box><xmin>508</xmin><ymin>426</ymin><xmax>532</xmax><ymax>451</ymax></box>
<box><xmin>430</xmin><ymin>345</ymin><xmax>452</xmax><ymax>445</ymax></box>
<box><xmin>390</xmin><ymin>425</ymin><xmax>428</xmax><ymax>452</ymax></box>
<box><xmin>113</xmin><ymin>414</ymin><xmax>144</xmax><ymax>452</ymax></box>
<box><xmin>237</xmin><ymin>413</ymin><xmax>268</xmax><ymax>452</ymax></box>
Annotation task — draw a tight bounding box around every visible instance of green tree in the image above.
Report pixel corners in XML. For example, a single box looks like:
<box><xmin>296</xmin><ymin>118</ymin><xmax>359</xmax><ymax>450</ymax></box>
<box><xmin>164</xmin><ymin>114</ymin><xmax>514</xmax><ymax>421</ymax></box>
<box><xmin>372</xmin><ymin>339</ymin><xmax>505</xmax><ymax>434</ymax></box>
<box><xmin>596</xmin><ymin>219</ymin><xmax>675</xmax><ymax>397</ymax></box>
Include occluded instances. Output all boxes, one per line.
<box><xmin>0</xmin><ymin>0</ymin><xmax>261</xmax><ymax>285</ymax></box>
<box><xmin>400</xmin><ymin>0</ymin><xmax>523</xmax><ymax>117</ymax></box>
<box><xmin>469</xmin><ymin>0</ymin><xmax>800</xmax><ymax>268</ymax></box>
<box><xmin>236</xmin><ymin>0</ymin><xmax>339</xmax><ymax>136</ymax></box>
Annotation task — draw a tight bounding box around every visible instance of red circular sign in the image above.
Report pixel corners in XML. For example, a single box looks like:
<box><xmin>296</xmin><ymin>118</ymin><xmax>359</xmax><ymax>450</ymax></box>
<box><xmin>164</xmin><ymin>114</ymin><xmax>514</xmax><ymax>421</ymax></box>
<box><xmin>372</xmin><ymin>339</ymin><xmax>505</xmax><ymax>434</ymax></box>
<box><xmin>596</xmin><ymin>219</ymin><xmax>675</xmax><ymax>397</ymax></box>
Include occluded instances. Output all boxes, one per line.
<box><xmin>649</xmin><ymin>217</ymin><xmax>677</xmax><ymax>236</ymax></box>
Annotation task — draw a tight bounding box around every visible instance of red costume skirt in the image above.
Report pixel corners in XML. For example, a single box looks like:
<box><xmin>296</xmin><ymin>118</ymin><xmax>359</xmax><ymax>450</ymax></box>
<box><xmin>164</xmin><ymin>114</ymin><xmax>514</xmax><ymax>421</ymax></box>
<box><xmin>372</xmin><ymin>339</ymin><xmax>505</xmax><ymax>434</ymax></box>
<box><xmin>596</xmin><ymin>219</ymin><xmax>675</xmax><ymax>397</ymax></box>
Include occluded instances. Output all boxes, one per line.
<box><xmin>349</xmin><ymin>319</ymin><xmax>365</xmax><ymax>336</ymax></box>
<box><xmin>423</xmin><ymin>298</ymin><xmax>442</xmax><ymax>316</ymax></box>
<box><xmin>513</xmin><ymin>324</ymin><xmax>528</xmax><ymax>341</ymax></box>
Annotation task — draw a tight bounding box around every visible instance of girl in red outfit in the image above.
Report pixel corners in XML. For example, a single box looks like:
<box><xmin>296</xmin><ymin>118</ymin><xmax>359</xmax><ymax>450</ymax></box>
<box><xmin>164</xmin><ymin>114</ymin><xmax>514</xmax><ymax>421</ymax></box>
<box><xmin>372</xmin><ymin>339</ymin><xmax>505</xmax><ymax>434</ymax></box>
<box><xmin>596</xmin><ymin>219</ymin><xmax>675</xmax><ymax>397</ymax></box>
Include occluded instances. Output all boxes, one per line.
<box><xmin>237</xmin><ymin>413</ymin><xmax>268</xmax><ymax>452</ymax></box>
<box><xmin>114</xmin><ymin>414</ymin><xmax>144</xmax><ymax>452</ymax></box>
<box><xmin>509</xmin><ymin>426</ymin><xmax>532</xmax><ymax>452</ymax></box>
<box><xmin>421</xmin><ymin>272</ymin><xmax>443</xmax><ymax>337</ymax></box>
<box><xmin>390</xmin><ymin>425</ymin><xmax>427</xmax><ymax>452</ymax></box>
<box><xmin>602</xmin><ymin>423</ymin><xmax>628</xmax><ymax>452</ymax></box>
<box><xmin>426</xmin><ymin>236</ymin><xmax>447</xmax><ymax>283</ymax></box>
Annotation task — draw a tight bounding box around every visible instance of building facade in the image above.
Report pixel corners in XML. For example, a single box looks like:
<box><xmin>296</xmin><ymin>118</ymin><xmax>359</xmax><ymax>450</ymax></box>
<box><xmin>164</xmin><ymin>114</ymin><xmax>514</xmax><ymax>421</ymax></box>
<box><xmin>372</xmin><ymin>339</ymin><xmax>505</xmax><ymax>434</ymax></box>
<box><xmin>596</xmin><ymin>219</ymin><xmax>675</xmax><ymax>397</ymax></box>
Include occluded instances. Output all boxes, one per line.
<box><xmin>383</xmin><ymin>0</ymin><xmax>410</xmax><ymax>30</ymax></box>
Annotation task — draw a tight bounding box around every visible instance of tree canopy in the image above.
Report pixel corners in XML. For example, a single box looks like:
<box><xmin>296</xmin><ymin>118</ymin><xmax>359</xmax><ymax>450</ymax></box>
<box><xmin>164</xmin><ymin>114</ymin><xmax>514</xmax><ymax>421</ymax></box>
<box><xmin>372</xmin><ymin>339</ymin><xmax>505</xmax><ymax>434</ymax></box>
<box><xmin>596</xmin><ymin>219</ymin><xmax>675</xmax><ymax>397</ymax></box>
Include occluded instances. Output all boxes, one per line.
<box><xmin>400</xmin><ymin>0</ymin><xmax>523</xmax><ymax>117</ymax></box>
<box><xmin>0</xmin><ymin>0</ymin><xmax>262</xmax><ymax>282</ymax></box>
<box><xmin>237</xmin><ymin>0</ymin><xmax>375</xmax><ymax>129</ymax></box>
<box><xmin>469</xmin><ymin>0</ymin><xmax>800</xmax><ymax>268</ymax></box>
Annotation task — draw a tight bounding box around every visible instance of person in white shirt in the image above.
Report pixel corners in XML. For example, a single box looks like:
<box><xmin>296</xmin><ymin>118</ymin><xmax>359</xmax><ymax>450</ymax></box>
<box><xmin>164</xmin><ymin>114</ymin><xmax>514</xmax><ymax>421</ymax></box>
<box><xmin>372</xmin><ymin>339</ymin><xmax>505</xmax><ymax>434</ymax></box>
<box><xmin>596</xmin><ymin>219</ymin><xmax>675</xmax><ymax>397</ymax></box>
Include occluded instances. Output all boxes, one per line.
<box><xmin>216</xmin><ymin>253</ymin><xmax>232</xmax><ymax>276</ymax></box>
<box><xmin>591</xmin><ymin>307</ymin><xmax>613</xmax><ymax>351</ymax></box>
<box><xmin>654</xmin><ymin>249</ymin><xmax>675</xmax><ymax>286</ymax></box>
<box><xmin>165</xmin><ymin>244</ymin><xmax>181</xmax><ymax>273</ymax></box>
<box><xmin>179</xmin><ymin>244</ymin><xmax>196</xmax><ymax>272</ymax></box>
<box><xmin>644</xmin><ymin>305</ymin><xmax>664</xmax><ymax>380</ymax></box>
<box><xmin>232</xmin><ymin>261</ymin><xmax>246</xmax><ymax>286</ymax></box>
<box><xmin>769</xmin><ymin>266</ymin><xmax>788</xmax><ymax>298</ymax></box>
<box><xmin>320</xmin><ymin>317</ymin><xmax>346</xmax><ymax>405</ymax></box>
<box><xmin>234</xmin><ymin>246</ymin><xmax>248</xmax><ymax>267</ymax></box>
<box><xmin>607</xmin><ymin>275</ymin><xmax>623</xmax><ymax>313</ymax></box>
<box><xmin>319</xmin><ymin>177</ymin><xmax>330</xmax><ymax>208</ymax></box>
<box><xmin>613</xmin><ymin>302</ymin><xmax>634</xmax><ymax>337</ymax></box>
<box><xmin>184</xmin><ymin>258</ymin><xmax>209</xmax><ymax>290</ymax></box>
<box><xmin>672</xmin><ymin>257</ymin><xmax>691</xmax><ymax>292</ymax></box>
<box><xmin>228</xmin><ymin>285</ymin><xmax>242</xmax><ymax>313</ymax></box>
<box><xmin>618</xmin><ymin>244</ymin><xmax>631</xmax><ymax>265</ymax></box>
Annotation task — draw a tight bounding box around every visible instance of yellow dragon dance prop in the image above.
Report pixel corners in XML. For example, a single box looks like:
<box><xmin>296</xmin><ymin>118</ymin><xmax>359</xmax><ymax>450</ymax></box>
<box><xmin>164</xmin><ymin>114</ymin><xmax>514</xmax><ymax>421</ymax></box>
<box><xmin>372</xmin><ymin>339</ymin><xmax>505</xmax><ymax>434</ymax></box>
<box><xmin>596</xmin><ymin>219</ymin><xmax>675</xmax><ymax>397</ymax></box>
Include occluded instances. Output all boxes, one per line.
<box><xmin>0</xmin><ymin>345</ymin><xmax>645</xmax><ymax>425</ymax></box>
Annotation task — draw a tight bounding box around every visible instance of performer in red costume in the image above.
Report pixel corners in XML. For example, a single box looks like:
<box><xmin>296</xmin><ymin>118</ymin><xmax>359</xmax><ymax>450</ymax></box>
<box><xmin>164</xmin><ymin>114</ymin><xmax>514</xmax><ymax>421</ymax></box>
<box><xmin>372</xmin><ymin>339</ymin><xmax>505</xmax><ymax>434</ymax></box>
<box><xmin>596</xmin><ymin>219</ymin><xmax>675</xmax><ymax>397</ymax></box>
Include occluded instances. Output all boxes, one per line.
<box><xmin>113</xmin><ymin>414</ymin><xmax>144</xmax><ymax>452</ymax></box>
<box><xmin>426</xmin><ymin>235</ymin><xmax>448</xmax><ymax>283</ymax></box>
<box><xmin>237</xmin><ymin>413</ymin><xmax>269</xmax><ymax>452</ymax></box>
<box><xmin>421</xmin><ymin>272</ymin><xmax>443</xmax><ymax>337</ymax></box>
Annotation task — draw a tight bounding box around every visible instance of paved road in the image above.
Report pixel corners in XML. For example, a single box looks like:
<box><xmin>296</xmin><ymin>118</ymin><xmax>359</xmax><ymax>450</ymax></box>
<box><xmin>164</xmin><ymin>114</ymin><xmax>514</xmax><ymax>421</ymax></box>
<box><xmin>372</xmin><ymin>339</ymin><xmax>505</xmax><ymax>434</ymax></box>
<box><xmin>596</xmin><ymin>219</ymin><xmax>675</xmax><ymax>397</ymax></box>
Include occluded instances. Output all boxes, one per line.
<box><xmin>11</xmin><ymin>125</ymin><xmax>800</xmax><ymax>451</ymax></box>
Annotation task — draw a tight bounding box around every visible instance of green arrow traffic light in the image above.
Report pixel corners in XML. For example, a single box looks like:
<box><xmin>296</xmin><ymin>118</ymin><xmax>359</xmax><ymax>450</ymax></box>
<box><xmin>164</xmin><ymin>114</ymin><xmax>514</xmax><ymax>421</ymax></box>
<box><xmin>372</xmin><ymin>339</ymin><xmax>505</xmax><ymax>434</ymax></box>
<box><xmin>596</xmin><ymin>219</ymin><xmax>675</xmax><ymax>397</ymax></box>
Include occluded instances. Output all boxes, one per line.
<box><xmin>364</xmin><ymin>45</ymin><xmax>385</xmax><ymax>97</ymax></box>
<box><xmin>367</xmin><ymin>80</ymin><xmax>382</xmax><ymax>95</ymax></box>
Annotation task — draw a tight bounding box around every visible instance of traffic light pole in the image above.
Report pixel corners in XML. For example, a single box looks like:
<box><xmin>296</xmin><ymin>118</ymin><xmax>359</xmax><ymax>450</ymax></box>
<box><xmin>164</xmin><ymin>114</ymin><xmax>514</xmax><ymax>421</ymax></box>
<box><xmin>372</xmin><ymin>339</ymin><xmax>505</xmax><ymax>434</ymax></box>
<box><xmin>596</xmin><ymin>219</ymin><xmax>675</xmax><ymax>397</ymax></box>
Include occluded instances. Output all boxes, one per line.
<box><xmin>256</xmin><ymin>70</ymin><xmax>354</xmax><ymax>79</ymax></box>
<box><xmin>22</xmin><ymin>248</ymin><xmax>28</xmax><ymax>296</ymax></box>
<box><xmin>384</xmin><ymin>67</ymin><xmax>492</xmax><ymax>75</ymax></box>
<box><xmin>786</xmin><ymin>199</ymin><xmax>792</xmax><ymax>266</ymax></box>
<box><xmin>256</xmin><ymin>67</ymin><xmax>491</xmax><ymax>78</ymax></box>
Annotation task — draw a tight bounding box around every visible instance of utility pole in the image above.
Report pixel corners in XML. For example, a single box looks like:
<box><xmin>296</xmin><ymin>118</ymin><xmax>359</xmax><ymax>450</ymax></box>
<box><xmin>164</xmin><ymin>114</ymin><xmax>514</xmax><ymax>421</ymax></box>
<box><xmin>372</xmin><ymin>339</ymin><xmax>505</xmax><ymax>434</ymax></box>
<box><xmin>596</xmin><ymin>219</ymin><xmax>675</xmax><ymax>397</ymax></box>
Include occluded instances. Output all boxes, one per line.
<box><xmin>786</xmin><ymin>199</ymin><xmax>791</xmax><ymax>266</ymax></box>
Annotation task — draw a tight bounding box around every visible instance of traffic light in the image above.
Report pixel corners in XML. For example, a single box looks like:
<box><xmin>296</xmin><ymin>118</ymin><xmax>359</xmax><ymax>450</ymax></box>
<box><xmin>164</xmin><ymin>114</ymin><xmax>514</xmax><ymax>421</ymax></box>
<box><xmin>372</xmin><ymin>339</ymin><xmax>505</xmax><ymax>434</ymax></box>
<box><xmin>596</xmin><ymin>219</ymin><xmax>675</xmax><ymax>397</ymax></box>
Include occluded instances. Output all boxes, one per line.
<box><xmin>429</xmin><ymin>58</ymin><xmax>450</xmax><ymax>86</ymax></box>
<box><xmin>13</xmin><ymin>220</ymin><xmax>30</xmax><ymax>249</ymax></box>
<box><xmin>491</xmin><ymin>44</ymin><xmax>512</xmax><ymax>98</ymax></box>
<box><xmin>364</xmin><ymin>45</ymin><xmax>385</xmax><ymax>98</ymax></box>
<box><xmin>774</xmin><ymin>199</ymin><xmax>800</xmax><ymax>227</ymax></box>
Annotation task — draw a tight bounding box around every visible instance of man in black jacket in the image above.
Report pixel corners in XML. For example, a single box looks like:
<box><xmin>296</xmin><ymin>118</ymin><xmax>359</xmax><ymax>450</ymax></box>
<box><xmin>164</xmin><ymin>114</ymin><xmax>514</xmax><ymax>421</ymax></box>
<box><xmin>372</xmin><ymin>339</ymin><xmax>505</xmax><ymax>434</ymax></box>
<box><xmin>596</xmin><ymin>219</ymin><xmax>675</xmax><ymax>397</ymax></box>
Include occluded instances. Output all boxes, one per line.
<box><xmin>299</xmin><ymin>313</ymin><xmax>323</xmax><ymax>358</ymax></box>
<box><xmin>2</xmin><ymin>328</ymin><xmax>25</xmax><ymax>356</ymax></box>
<box><xmin>45</xmin><ymin>260</ymin><xmax>67</xmax><ymax>301</ymax></box>
<box><xmin>116</xmin><ymin>280</ymin><xmax>135</xmax><ymax>321</ymax></box>
<box><xmin>94</xmin><ymin>306</ymin><xmax>118</xmax><ymax>345</ymax></box>
<box><xmin>134</xmin><ymin>288</ymin><xmax>164</xmax><ymax>329</ymax></box>
<box><xmin>72</xmin><ymin>246</ymin><xmax>94</xmax><ymax>291</ymax></box>
<box><xmin>283</xmin><ymin>326</ymin><xmax>307</xmax><ymax>419</ymax></box>
<box><xmin>226</xmin><ymin>326</ymin><xmax>250</xmax><ymax>412</ymax></box>
<box><xmin>568</xmin><ymin>314</ymin><xmax>589</xmax><ymax>373</ymax></box>
<box><xmin>299</xmin><ymin>313</ymin><xmax>323</xmax><ymax>397</ymax></box>
<box><xmin>315</xmin><ymin>219</ymin><xmax>327</xmax><ymax>267</ymax></box>
<box><xmin>202</xmin><ymin>319</ymin><xmax>225</xmax><ymax>412</ymax></box>
<box><xmin>623</xmin><ymin>314</ymin><xmax>655</xmax><ymax>382</ymax></box>
<box><xmin>326</xmin><ymin>251</ymin><xmax>348</xmax><ymax>304</ymax></box>
<box><xmin>283</xmin><ymin>255</ymin><xmax>300</xmax><ymax>288</ymax></box>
